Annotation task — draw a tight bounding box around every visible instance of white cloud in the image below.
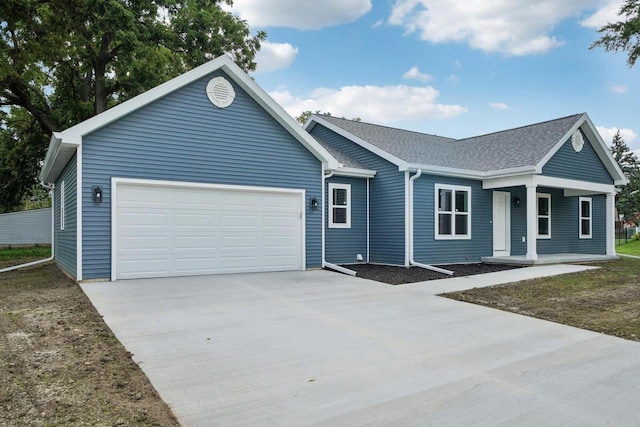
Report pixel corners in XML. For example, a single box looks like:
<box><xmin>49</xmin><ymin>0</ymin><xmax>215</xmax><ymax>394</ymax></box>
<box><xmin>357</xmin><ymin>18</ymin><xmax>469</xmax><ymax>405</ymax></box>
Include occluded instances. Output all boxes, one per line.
<box><xmin>254</xmin><ymin>41</ymin><xmax>299</xmax><ymax>73</ymax></box>
<box><xmin>609</xmin><ymin>84</ymin><xmax>628</xmax><ymax>94</ymax></box>
<box><xmin>231</xmin><ymin>0</ymin><xmax>372</xmax><ymax>30</ymax></box>
<box><xmin>388</xmin><ymin>0</ymin><xmax>592</xmax><ymax>56</ymax></box>
<box><xmin>489</xmin><ymin>102</ymin><xmax>510</xmax><ymax>110</ymax></box>
<box><xmin>372</xmin><ymin>19</ymin><xmax>384</xmax><ymax>28</ymax></box>
<box><xmin>581</xmin><ymin>1</ymin><xmax>623</xmax><ymax>28</ymax></box>
<box><xmin>403</xmin><ymin>66</ymin><xmax>433</xmax><ymax>83</ymax></box>
<box><xmin>270</xmin><ymin>84</ymin><xmax>467</xmax><ymax>123</ymax></box>
<box><xmin>596</xmin><ymin>126</ymin><xmax>640</xmax><ymax>148</ymax></box>
<box><xmin>447</xmin><ymin>74</ymin><xmax>459</xmax><ymax>83</ymax></box>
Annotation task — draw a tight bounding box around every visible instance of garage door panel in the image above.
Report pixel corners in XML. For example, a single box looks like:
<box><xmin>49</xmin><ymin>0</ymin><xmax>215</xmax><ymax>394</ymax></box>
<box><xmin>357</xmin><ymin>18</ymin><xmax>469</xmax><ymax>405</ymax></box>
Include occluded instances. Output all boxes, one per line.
<box><xmin>115</xmin><ymin>182</ymin><xmax>303</xmax><ymax>279</ymax></box>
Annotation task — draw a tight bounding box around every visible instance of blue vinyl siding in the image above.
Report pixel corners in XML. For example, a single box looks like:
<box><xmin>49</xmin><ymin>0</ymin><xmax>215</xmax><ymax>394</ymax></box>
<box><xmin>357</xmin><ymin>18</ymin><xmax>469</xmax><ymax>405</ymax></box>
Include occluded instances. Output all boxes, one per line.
<box><xmin>310</xmin><ymin>125</ymin><xmax>405</xmax><ymax>265</ymax></box>
<box><xmin>81</xmin><ymin>70</ymin><xmax>322</xmax><ymax>279</ymax></box>
<box><xmin>542</xmin><ymin>133</ymin><xmax>613</xmax><ymax>184</ymax></box>
<box><xmin>54</xmin><ymin>153</ymin><xmax>77</xmax><ymax>277</ymax></box>
<box><xmin>413</xmin><ymin>175</ymin><xmax>492</xmax><ymax>264</ymax></box>
<box><xmin>325</xmin><ymin>176</ymin><xmax>368</xmax><ymax>264</ymax></box>
<box><xmin>505</xmin><ymin>186</ymin><xmax>606</xmax><ymax>255</ymax></box>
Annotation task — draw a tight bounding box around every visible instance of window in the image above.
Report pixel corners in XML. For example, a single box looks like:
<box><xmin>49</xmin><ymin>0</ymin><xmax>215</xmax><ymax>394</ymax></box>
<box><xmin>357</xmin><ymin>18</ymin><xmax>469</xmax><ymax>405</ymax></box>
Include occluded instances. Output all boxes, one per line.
<box><xmin>329</xmin><ymin>183</ymin><xmax>350</xmax><ymax>228</ymax></box>
<box><xmin>435</xmin><ymin>184</ymin><xmax>471</xmax><ymax>239</ymax></box>
<box><xmin>60</xmin><ymin>180</ymin><xmax>65</xmax><ymax>231</ymax></box>
<box><xmin>537</xmin><ymin>193</ymin><xmax>551</xmax><ymax>239</ymax></box>
<box><xmin>579</xmin><ymin>197</ymin><xmax>592</xmax><ymax>239</ymax></box>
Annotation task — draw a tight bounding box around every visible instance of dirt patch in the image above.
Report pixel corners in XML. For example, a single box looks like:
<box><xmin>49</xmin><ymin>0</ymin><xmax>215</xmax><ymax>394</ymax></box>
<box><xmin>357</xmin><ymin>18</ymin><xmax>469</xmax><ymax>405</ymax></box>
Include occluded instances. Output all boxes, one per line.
<box><xmin>443</xmin><ymin>257</ymin><xmax>640</xmax><ymax>342</ymax></box>
<box><xmin>347</xmin><ymin>263</ymin><xmax>523</xmax><ymax>285</ymax></box>
<box><xmin>0</xmin><ymin>261</ymin><xmax>179</xmax><ymax>426</ymax></box>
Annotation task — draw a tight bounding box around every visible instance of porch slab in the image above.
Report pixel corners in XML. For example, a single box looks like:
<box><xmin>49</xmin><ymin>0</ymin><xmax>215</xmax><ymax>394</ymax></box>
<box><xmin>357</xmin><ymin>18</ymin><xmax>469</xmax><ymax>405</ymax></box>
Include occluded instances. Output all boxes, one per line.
<box><xmin>482</xmin><ymin>253</ymin><xmax>618</xmax><ymax>265</ymax></box>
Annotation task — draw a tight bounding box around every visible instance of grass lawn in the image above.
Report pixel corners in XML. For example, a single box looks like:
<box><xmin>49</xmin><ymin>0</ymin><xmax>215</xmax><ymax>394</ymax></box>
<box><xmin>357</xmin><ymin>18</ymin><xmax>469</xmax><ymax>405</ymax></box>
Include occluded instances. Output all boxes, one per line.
<box><xmin>443</xmin><ymin>257</ymin><xmax>640</xmax><ymax>342</ymax></box>
<box><xmin>616</xmin><ymin>239</ymin><xmax>640</xmax><ymax>256</ymax></box>
<box><xmin>0</xmin><ymin>246</ymin><xmax>51</xmax><ymax>269</ymax></box>
<box><xmin>0</xmin><ymin>252</ymin><xmax>178</xmax><ymax>426</ymax></box>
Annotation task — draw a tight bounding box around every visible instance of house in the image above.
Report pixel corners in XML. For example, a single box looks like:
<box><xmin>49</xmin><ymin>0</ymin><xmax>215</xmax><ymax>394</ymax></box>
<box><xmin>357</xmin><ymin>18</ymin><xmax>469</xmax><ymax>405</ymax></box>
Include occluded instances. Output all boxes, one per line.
<box><xmin>307</xmin><ymin>114</ymin><xmax>627</xmax><ymax>269</ymax></box>
<box><xmin>39</xmin><ymin>55</ymin><xmax>628</xmax><ymax>282</ymax></box>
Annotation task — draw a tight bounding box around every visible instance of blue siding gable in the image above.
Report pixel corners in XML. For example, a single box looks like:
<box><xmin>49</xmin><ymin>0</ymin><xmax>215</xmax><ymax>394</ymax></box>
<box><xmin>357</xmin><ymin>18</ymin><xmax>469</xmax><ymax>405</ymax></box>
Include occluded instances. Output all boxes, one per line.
<box><xmin>81</xmin><ymin>70</ymin><xmax>322</xmax><ymax>279</ymax></box>
<box><xmin>325</xmin><ymin>176</ymin><xmax>368</xmax><ymax>264</ymax></box>
<box><xmin>542</xmin><ymin>131</ymin><xmax>613</xmax><ymax>184</ymax></box>
<box><xmin>54</xmin><ymin>153</ymin><xmax>77</xmax><ymax>277</ymax></box>
<box><xmin>310</xmin><ymin>124</ymin><xmax>405</xmax><ymax>265</ymax></box>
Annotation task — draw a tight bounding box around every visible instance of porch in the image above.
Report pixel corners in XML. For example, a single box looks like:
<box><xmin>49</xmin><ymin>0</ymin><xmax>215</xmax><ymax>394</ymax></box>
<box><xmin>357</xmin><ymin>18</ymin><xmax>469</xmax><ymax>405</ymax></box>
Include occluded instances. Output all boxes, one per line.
<box><xmin>482</xmin><ymin>253</ymin><xmax>618</xmax><ymax>265</ymax></box>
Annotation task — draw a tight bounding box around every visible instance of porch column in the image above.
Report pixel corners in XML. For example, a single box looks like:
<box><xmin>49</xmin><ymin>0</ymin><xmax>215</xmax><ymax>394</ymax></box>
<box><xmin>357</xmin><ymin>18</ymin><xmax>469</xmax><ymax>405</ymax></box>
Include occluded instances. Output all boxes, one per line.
<box><xmin>606</xmin><ymin>192</ymin><xmax>616</xmax><ymax>256</ymax></box>
<box><xmin>526</xmin><ymin>184</ymin><xmax>538</xmax><ymax>260</ymax></box>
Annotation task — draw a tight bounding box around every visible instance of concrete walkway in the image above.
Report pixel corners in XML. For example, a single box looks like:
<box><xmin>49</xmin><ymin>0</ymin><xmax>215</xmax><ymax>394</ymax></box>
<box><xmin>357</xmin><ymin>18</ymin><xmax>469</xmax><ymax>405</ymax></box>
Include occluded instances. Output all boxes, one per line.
<box><xmin>405</xmin><ymin>264</ymin><xmax>598</xmax><ymax>294</ymax></box>
<box><xmin>82</xmin><ymin>268</ymin><xmax>640</xmax><ymax>426</ymax></box>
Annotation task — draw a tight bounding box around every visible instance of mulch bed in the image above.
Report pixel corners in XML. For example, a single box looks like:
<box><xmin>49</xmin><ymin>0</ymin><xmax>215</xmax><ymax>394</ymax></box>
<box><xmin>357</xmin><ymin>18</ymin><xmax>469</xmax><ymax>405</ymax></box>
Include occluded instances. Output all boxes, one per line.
<box><xmin>345</xmin><ymin>263</ymin><xmax>523</xmax><ymax>285</ymax></box>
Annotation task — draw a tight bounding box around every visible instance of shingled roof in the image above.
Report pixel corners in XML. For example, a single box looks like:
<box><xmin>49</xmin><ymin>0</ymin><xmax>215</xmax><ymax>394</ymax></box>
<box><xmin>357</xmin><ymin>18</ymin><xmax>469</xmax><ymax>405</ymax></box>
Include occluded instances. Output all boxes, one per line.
<box><xmin>315</xmin><ymin>113</ymin><xmax>585</xmax><ymax>173</ymax></box>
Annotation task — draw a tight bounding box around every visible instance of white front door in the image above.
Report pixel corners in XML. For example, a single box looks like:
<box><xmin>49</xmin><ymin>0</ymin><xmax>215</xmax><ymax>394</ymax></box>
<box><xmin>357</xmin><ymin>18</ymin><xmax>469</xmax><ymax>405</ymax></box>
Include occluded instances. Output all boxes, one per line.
<box><xmin>492</xmin><ymin>191</ymin><xmax>511</xmax><ymax>256</ymax></box>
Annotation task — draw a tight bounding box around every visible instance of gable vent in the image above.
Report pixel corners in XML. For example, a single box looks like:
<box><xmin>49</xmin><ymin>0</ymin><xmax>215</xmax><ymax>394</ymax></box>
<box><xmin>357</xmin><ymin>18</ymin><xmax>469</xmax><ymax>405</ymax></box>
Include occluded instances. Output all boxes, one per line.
<box><xmin>206</xmin><ymin>76</ymin><xmax>235</xmax><ymax>108</ymax></box>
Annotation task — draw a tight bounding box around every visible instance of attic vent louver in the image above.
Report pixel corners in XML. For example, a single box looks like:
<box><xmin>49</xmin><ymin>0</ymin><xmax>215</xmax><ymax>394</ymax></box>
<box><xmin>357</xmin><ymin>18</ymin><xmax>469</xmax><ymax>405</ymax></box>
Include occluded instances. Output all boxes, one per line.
<box><xmin>206</xmin><ymin>76</ymin><xmax>235</xmax><ymax>108</ymax></box>
<box><xmin>571</xmin><ymin>130</ymin><xmax>584</xmax><ymax>152</ymax></box>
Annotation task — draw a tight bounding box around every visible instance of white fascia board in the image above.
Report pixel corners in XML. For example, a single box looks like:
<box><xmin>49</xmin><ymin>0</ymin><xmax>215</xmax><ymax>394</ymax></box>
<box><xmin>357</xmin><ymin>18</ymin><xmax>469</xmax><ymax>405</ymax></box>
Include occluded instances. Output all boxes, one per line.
<box><xmin>535</xmin><ymin>114</ymin><xmax>586</xmax><ymax>173</ymax></box>
<box><xmin>43</xmin><ymin>55</ymin><xmax>340</xmax><ymax>183</ymax></box>
<box><xmin>402</xmin><ymin>164</ymin><xmax>484</xmax><ymax>180</ymax></box>
<box><xmin>332</xmin><ymin>167</ymin><xmax>377</xmax><ymax>178</ymax></box>
<box><xmin>581</xmin><ymin>115</ymin><xmax>628</xmax><ymax>185</ymax></box>
<box><xmin>309</xmin><ymin>116</ymin><xmax>408</xmax><ymax>169</ymax></box>
<box><xmin>483</xmin><ymin>166</ymin><xmax>538</xmax><ymax>178</ymax></box>
<box><xmin>533</xmin><ymin>175</ymin><xmax>616</xmax><ymax>194</ymax></box>
<box><xmin>483</xmin><ymin>173</ymin><xmax>616</xmax><ymax>194</ymax></box>
<box><xmin>483</xmin><ymin>175</ymin><xmax>535</xmax><ymax>190</ymax></box>
<box><xmin>223</xmin><ymin>65</ymin><xmax>339</xmax><ymax>170</ymax></box>
<box><xmin>39</xmin><ymin>133</ymin><xmax>63</xmax><ymax>182</ymax></box>
<box><xmin>535</xmin><ymin>113</ymin><xmax>627</xmax><ymax>185</ymax></box>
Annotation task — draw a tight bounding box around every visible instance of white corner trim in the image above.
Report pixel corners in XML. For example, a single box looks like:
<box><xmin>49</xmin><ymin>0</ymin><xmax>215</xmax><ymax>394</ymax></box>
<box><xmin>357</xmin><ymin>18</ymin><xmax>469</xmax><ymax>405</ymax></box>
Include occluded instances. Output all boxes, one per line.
<box><xmin>76</xmin><ymin>145</ymin><xmax>83</xmax><ymax>281</ymax></box>
<box><xmin>309</xmin><ymin>116</ymin><xmax>408</xmax><ymax>169</ymax></box>
<box><xmin>404</xmin><ymin>171</ymin><xmax>410</xmax><ymax>266</ymax></box>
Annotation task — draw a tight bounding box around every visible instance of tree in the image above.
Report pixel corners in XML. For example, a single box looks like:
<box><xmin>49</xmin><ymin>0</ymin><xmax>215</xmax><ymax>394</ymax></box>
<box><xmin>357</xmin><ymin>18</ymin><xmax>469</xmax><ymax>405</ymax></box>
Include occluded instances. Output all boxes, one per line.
<box><xmin>294</xmin><ymin>110</ymin><xmax>361</xmax><ymax>125</ymax></box>
<box><xmin>590</xmin><ymin>0</ymin><xmax>640</xmax><ymax>67</ymax></box>
<box><xmin>610</xmin><ymin>130</ymin><xmax>640</xmax><ymax>224</ymax></box>
<box><xmin>0</xmin><ymin>0</ymin><xmax>266</xmax><ymax>212</ymax></box>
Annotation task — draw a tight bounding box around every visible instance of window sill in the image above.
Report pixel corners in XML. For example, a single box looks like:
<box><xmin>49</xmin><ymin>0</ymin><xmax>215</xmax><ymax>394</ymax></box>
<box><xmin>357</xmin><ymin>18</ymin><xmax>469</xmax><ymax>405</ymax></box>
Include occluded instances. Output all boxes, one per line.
<box><xmin>434</xmin><ymin>235</ymin><xmax>471</xmax><ymax>240</ymax></box>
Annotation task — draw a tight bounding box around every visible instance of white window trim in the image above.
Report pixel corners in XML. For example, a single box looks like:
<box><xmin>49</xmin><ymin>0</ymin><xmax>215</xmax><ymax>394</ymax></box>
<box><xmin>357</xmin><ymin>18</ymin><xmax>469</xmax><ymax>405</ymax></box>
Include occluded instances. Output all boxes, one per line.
<box><xmin>434</xmin><ymin>184</ymin><xmax>472</xmax><ymax>240</ymax></box>
<box><xmin>537</xmin><ymin>193</ymin><xmax>551</xmax><ymax>239</ymax></box>
<box><xmin>60</xmin><ymin>180</ymin><xmax>65</xmax><ymax>231</ymax></box>
<box><xmin>579</xmin><ymin>197</ymin><xmax>592</xmax><ymax>239</ymax></box>
<box><xmin>328</xmin><ymin>183</ymin><xmax>351</xmax><ymax>229</ymax></box>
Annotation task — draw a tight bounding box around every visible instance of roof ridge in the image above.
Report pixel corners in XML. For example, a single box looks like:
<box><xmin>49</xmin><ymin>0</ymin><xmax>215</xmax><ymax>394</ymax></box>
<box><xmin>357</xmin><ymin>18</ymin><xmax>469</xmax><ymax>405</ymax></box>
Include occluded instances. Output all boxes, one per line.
<box><xmin>317</xmin><ymin>114</ymin><xmax>456</xmax><ymax>141</ymax></box>
<box><xmin>455</xmin><ymin>113</ymin><xmax>585</xmax><ymax>142</ymax></box>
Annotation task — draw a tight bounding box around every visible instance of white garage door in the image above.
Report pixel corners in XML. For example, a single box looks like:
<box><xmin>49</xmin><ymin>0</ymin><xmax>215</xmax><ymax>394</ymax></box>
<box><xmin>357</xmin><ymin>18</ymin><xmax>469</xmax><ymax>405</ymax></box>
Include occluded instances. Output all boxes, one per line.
<box><xmin>113</xmin><ymin>180</ymin><xmax>304</xmax><ymax>280</ymax></box>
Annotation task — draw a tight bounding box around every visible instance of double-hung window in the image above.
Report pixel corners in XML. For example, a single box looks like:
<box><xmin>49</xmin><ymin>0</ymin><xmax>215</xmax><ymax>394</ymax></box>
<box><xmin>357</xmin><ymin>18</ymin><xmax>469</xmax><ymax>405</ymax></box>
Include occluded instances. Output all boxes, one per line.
<box><xmin>435</xmin><ymin>184</ymin><xmax>471</xmax><ymax>239</ymax></box>
<box><xmin>329</xmin><ymin>183</ymin><xmax>350</xmax><ymax>228</ymax></box>
<box><xmin>579</xmin><ymin>197</ymin><xmax>592</xmax><ymax>239</ymax></box>
<box><xmin>537</xmin><ymin>193</ymin><xmax>551</xmax><ymax>238</ymax></box>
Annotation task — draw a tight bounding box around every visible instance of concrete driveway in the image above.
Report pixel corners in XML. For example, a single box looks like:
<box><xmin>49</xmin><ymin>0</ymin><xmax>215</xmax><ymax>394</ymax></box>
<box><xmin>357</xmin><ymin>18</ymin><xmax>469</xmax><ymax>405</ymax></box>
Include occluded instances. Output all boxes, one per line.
<box><xmin>82</xmin><ymin>270</ymin><xmax>640</xmax><ymax>426</ymax></box>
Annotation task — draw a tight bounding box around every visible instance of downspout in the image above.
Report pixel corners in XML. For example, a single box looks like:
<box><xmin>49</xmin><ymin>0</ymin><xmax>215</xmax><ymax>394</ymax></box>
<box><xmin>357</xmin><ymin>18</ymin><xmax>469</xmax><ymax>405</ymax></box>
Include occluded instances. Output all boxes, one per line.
<box><xmin>408</xmin><ymin>170</ymin><xmax>454</xmax><ymax>275</ymax></box>
<box><xmin>0</xmin><ymin>182</ymin><xmax>55</xmax><ymax>274</ymax></box>
<box><xmin>322</xmin><ymin>169</ymin><xmax>357</xmax><ymax>276</ymax></box>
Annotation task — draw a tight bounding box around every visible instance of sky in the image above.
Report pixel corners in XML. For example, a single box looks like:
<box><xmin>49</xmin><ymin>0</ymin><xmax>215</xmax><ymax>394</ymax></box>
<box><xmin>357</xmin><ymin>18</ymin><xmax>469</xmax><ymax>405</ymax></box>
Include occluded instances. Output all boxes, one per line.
<box><xmin>226</xmin><ymin>0</ymin><xmax>639</xmax><ymax>155</ymax></box>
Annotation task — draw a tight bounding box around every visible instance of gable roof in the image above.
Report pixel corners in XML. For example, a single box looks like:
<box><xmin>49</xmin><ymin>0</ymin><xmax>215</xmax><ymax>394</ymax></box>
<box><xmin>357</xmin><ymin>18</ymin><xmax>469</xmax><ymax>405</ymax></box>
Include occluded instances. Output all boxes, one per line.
<box><xmin>307</xmin><ymin>114</ymin><xmax>627</xmax><ymax>184</ymax></box>
<box><xmin>40</xmin><ymin>55</ymin><xmax>340</xmax><ymax>183</ymax></box>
